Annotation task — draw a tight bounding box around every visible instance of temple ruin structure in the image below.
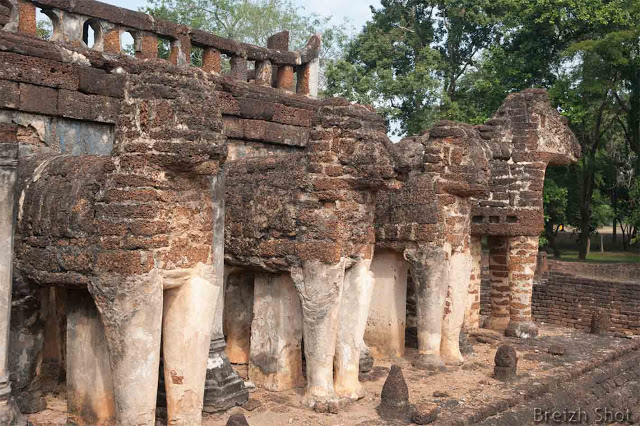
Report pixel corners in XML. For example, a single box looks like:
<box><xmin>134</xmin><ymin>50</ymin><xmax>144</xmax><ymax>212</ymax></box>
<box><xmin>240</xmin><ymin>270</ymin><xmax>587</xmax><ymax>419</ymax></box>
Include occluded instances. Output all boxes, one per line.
<box><xmin>0</xmin><ymin>0</ymin><xmax>580</xmax><ymax>424</ymax></box>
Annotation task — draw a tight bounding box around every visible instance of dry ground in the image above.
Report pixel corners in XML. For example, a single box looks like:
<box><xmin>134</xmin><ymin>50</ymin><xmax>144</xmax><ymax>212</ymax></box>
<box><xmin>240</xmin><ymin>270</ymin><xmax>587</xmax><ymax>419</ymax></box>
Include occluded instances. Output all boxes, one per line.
<box><xmin>27</xmin><ymin>325</ymin><xmax>638</xmax><ymax>425</ymax></box>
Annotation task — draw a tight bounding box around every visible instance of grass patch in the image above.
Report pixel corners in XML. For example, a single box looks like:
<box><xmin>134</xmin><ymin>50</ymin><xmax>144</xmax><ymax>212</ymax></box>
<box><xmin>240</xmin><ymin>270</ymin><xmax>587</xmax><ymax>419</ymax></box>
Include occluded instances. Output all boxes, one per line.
<box><xmin>554</xmin><ymin>250</ymin><xmax>640</xmax><ymax>264</ymax></box>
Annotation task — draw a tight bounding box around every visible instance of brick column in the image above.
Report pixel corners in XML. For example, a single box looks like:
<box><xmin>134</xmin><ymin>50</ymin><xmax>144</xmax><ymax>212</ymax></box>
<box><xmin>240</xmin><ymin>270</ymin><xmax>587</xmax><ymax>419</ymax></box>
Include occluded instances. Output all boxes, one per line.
<box><xmin>296</xmin><ymin>58</ymin><xmax>319</xmax><ymax>97</ymax></box>
<box><xmin>463</xmin><ymin>236</ymin><xmax>483</xmax><ymax>330</ymax></box>
<box><xmin>229</xmin><ymin>56</ymin><xmax>248</xmax><ymax>81</ymax></box>
<box><xmin>255</xmin><ymin>60</ymin><xmax>272</xmax><ymax>86</ymax></box>
<box><xmin>276</xmin><ymin>65</ymin><xmax>295</xmax><ymax>92</ymax></box>
<box><xmin>485</xmin><ymin>236</ymin><xmax>510</xmax><ymax>331</ymax></box>
<box><xmin>17</xmin><ymin>0</ymin><xmax>36</xmax><ymax>36</ymax></box>
<box><xmin>505</xmin><ymin>236</ymin><xmax>539</xmax><ymax>338</ymax></box>
<box><xmin>136</xmin><ymin>33</ymin><xmax>158</xmax><ymax>59</ymax></box>
<box><xmin>202</xmin><ymin>48</ymin><xmax>221</xmax><ymax>73</ymax></box>
<box><xmin>103</xmin><ymin>28</ymin><xmax>121</xmax><ymax>54</ymax></box>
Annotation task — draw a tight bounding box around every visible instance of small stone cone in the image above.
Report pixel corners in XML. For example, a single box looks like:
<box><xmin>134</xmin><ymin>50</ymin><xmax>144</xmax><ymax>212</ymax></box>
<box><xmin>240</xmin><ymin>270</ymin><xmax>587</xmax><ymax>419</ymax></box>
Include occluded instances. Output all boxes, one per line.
<box><xmin>226</xmin><ymin>413</ymin><xmax>250</xmax><ymax>426</ymax></box>
<box><xmin>380</xmin><ymin>365</ymin><xmax>409</xmax><ymax>408</ymax></box>
<box><xmin>493</xmin><ymin>345</ymin><xmax>517</xmax><ymax>381</ymax></box>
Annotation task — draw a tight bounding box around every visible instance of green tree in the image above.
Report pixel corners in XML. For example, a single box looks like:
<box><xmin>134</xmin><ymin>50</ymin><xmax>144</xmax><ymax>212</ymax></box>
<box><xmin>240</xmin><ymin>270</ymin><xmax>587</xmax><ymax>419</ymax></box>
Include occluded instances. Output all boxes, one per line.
<box><xmin>325</xmin><ymin>0</ymin><xmax>505</xmax><ymax>136</ymax></box>
<box><xmin>628</xmin><ymin>179</ymin><xmax>640</xmax><ymax>244</ymax></box>
<box><xmin>550</xmin><ymin>53</ymin><xmax>622</xmax><ymax>258</ymax></box>
<box><xmin>542</xmin><ymin>172</ymin><xmax>569</xmax><ymax>258</ymax></box>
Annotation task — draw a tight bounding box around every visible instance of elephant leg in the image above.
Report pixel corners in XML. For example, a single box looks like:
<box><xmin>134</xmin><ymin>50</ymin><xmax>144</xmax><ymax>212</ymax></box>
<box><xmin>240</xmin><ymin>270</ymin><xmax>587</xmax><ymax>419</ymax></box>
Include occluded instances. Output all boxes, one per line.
<box><xmin>440</xmin><ymin>249</ymin><xmax>472</xmax><ymax>365</ymax></box>
<box><xmin>405</xmin><ymin>247</ymin><xmax>449</xmax><ymax>370</ymax></box>
<box><xmin>163</xmin><ymin>266</ymin><xmax>219</xmax><ymax>425</ymax></box>
<box><xmin>89</xmin><ymin>271</ymin><xmax>163</xmax><ymax>426</ymax></box>
<box><xmin>291</xmin><ymin>259</ymin><xmax>346</xmax><ymax>408</ymax></box>
<box><xmin>334</xmin><ymin>257</ymin><xmax>373</xmax><ymax>400</ymax></box>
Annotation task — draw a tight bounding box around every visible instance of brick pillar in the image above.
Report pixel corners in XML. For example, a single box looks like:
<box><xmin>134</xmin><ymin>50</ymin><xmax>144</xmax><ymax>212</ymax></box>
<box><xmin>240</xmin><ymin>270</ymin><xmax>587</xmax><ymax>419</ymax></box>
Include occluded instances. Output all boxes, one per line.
<box><xmin>267</xmin><ymin>31</ymin><xmax>289</xmax><ymax>87</ymax></box>
<box><xmin>17</xmin><ymin>0</ymin><xmax>36</xmax><ymax>36</ymax></box>
<box><xmin>485</xmin><ymin>236</ymin><xmax>510</xmax><ymax>331</ymax></box>
<box><xmin>276</xmin><ymin>65</ymin><xmax>295</xmax><ymax>92</ymax></box>
<box><xmin>169</xmin><ymin>35</ymin><xmax>191</xmax><ymax>66</ymax></box>
<box><xmin>463</xmin><ymin>236</ymin><xmax>483</xmax><ymax>330</ymax></box>
<box><xmin>103</xmin><ymin>28</ymin><xmax>121</xmax><ymax>54</ymax></box>
<box><xmin>229</xmin><ymin>56</ymin><xmax>248</xmax><ymax>81</ymax></box>
<box><xmin>505</xmin><ymin>235</ymin><xmax>539</xmax><ymax>338</ymax></box>
<box><xmin>296</xmin><ymin>58</ymin><xmax>319</xmax><ymax>97</ymax></box>
<box><xmin>255</xmin><ymin>60</ymin><xmax>272</xmax><ymax>86</ymax></box>
<box><xmin>249</xmin><ymin>272</ymin><xmax>304</xmax><ymax>391</ymax></box>
<box><xmin>202</xmin><ymin>48</ymin><xmax>221</xmax><ymax>73</ymax></box>
<box><xmin>136</xmin><ymin>33</ymin><xmax>158</xmax><ymax>59</ymax></box>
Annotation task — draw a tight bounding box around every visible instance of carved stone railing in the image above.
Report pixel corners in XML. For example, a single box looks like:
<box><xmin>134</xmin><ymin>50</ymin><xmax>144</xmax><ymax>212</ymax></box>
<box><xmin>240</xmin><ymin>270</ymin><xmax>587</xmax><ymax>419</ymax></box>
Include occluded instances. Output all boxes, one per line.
<box><xmin>0</xmin><ymin>0</ymin><xmax>321</xmax><ymax>97</ymax></box>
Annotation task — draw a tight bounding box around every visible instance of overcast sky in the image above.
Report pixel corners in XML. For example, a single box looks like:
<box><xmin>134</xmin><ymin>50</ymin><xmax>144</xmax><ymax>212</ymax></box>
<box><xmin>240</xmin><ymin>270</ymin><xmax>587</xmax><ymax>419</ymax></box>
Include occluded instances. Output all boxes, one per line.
<box><xmin>101</xmin><ymin>0</ymin><xmax>379</xmax><ymax>32</ymax></box>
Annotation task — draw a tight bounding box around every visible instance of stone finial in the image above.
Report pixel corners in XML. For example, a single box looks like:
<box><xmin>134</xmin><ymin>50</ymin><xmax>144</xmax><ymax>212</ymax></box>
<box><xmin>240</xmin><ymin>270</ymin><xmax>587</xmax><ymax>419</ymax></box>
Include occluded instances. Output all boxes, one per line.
<box><xmin>380</xmin><ymin>365</ymin><xmax>409</xmax><ymax>409</ymax></box>
<box><xmin>590</xmin><ymin>310</ymin><xmax>611</xmax><ymax>335</ymax></box>
<box><xmin>226</xmin><ymin>413</ymin><xmax>250</xmax><ymax>426</ymax></box>
<box><xmin>493</xmin><ymin>345</ymin><xmax>517</xmax><ymax>381</ymax></box>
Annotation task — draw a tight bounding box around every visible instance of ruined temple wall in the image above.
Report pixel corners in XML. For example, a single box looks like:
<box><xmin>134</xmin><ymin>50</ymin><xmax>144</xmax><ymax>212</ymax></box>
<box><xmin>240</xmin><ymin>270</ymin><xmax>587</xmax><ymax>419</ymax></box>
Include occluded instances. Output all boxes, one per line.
<box><xmin>0</xmin><ymin>26</ymin><xmax>335</xmax><ymax>280</ymax></box>
<box><xmin>548</xmin><ymin>260</ymin><xmax>640</xmax><ymax>283</ymax></box>
<box><xmin>4</xmin><ymin>54</ymin><xmax>229</xmax><ymax>286</ymax></box>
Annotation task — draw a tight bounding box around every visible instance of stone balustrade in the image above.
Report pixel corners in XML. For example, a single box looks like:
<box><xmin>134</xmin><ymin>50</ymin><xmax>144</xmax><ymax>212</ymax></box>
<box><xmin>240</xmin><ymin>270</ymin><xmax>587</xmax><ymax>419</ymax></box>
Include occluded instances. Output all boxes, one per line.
<box><xmin>1</xmin><ymin>0</ymin><xmax>321</xmax><ymax>96</ymax></box>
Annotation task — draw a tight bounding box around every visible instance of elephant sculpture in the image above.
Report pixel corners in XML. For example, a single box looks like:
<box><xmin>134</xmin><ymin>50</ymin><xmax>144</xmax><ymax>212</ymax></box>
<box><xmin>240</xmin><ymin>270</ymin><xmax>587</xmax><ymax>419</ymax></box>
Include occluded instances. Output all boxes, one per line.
<box><xmin>368</xmin><ymin>89</ymin><xmax>580</xmax><ymax>368</ymax></box>
<box><xmin>224</xmin><ymin>99</ymin><xmax>396</xmax><ymax>408</ymax></box>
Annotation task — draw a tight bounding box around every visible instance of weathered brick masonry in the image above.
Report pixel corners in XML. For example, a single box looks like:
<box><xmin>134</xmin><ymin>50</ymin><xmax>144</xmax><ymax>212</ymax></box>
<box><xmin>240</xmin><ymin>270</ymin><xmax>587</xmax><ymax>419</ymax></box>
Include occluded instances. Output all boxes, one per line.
<box><xmin>532</xmin><ymin>272</ymin><xmax>640</xmax><ymax>335</ymax></box>
<box><xmin>480</xmin><ymin>261</ymin><xmax>640</xmax><ymax>335</ymax></box>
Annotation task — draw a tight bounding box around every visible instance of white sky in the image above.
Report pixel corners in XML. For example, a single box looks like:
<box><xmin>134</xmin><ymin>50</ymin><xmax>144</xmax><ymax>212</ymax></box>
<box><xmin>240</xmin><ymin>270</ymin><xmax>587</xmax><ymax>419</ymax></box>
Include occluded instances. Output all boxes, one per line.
<box><xmin>100</xmin><ymin>0</ymin><xmax>379</xmax><ymax>32</ymax></box>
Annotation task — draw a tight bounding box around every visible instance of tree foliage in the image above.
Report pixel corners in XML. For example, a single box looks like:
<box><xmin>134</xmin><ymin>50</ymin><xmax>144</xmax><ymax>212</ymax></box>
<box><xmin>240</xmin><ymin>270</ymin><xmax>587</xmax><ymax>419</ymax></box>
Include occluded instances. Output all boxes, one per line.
<box><xmin>325</xmin><ymin>0</ymin><xmax>507</xmax><ymax>135</ymax></box>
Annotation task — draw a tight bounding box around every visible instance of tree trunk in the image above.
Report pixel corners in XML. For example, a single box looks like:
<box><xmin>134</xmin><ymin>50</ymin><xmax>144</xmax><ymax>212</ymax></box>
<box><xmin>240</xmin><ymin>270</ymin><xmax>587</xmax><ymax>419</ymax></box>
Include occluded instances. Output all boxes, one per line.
<box><xmin>600</xmin><ymin>232</ymin><xmax>604</xmax><ymax>253</ymax></box>
<box><xmin>578</xmin><ymin>212</ymin><xmax>591</xmax><ymax>260</ymax></box>
<box><xmin>612</xmin><ymin>190</ymin><xmax>617</xmax><ymax>242</ymax></box>
<box><xmin>578</xmin><ymin>148</ymin><xmax>597</xmax><ymax>260</ymax></box>
<box><xmin>629</xmin><ymin>66</ymin><xmax>640</xmax><ymax>155</ymax></box>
